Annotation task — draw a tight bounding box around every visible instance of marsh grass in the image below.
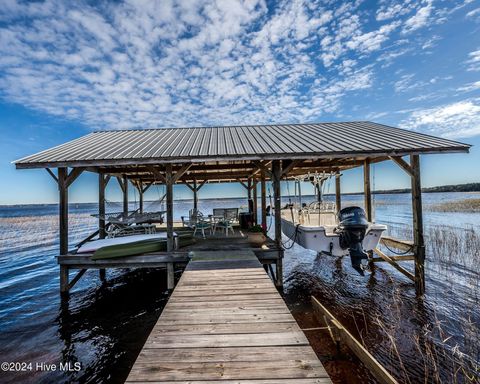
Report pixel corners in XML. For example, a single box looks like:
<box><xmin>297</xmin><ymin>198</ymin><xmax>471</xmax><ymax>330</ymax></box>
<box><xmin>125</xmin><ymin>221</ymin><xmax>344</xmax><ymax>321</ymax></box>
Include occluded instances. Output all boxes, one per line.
<box><xmin>374</xmin><ymin>221</ymin><xmax>480</xmax><ymax>383</ymax></box>
<box><xmin>428</xmin><ymin>198</ymin><xmax>480</xmax><ymax>213</ymax></box>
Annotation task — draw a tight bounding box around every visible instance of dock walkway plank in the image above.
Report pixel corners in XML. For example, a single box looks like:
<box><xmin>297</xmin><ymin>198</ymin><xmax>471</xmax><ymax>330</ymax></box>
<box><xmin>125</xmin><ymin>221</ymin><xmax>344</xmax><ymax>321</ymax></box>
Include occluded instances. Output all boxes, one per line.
<box><xmin>126</xmin><ymin>250</ymin><xmax>331</xmax><ymax>383</ymax></box>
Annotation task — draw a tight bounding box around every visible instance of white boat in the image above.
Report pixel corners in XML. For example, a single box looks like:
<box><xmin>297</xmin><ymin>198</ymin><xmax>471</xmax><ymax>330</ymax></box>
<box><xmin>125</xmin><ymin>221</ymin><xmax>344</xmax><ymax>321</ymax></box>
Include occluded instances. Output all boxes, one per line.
<box><xmin>76</xmin><ymin>233</ymin><xmax>175</xmax><ymax>253</ymax></box>
<box><xmin>281</xmin><ymin>203</ymin><xmax>387</xmax><ymax>256</ymax></box>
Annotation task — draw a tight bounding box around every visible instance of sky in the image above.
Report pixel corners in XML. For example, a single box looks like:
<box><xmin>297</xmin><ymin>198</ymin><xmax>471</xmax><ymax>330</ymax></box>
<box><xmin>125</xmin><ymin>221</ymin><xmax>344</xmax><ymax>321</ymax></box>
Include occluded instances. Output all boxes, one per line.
<box><xmin>0</xmin><ymin>0</ymin><xmax>479</xmax><ymax>205</ymax></box>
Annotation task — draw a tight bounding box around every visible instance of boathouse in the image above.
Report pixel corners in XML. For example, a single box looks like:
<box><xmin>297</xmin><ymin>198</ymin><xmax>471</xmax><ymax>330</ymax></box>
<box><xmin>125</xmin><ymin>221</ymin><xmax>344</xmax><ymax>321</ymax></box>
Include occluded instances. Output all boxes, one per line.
<box><xmin>14</xmin><ymin>122</ymin><xmax>470</xmax><ymax>295</ymax></box>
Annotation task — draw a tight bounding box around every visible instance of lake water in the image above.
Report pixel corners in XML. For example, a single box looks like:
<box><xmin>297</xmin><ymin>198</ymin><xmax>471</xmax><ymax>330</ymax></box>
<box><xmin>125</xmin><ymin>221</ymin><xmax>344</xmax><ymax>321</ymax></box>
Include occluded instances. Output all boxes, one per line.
<box><xmin>0</xmin><ymin>192</ymin><xmax>479</xmax><ymax>383</ymax></box>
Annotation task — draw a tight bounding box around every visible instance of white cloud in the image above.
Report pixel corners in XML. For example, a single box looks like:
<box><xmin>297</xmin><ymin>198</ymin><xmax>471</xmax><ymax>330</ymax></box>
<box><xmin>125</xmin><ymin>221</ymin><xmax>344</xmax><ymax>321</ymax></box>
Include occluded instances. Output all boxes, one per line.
<box><xmin>376</xmin><ymin>2</ymin><xmax>414</xmax><ymax>21</ymax></box>
<box><xmin>401</xmin><ymin>100</ymin><xmax>480</xmax><ymax>138</ymax></box>
<box><xmin>457</xmin><ymin>81</ymin><xmax>480</xmax><ymax>92</ymax></box>
<box><xmin>465</xmin><ymin>49</ymin><xmax>480</xmax><ymax>71</ymax></box>
<box><xmin>466</xmin><ymin>7</ymin><xmax>480</xmax><ymax>19</ymax></box>
<box><xmin>0</xmin><ymin>0</ymin><xmax>470</xmax><ymax>133</ymax></box>
<box><xmin>402</xmin><ymin>1</ymin><xmax>434</xmax><ymax>34</ymax></box>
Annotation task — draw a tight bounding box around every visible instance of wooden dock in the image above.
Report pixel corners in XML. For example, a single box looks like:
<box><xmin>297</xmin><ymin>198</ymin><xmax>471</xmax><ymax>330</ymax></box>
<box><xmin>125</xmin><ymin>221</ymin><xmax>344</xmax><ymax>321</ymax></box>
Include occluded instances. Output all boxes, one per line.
<box><xmin>126</xmin><ymin>250</ymin><xmax>331</xmax><ymax>383</ymax></box>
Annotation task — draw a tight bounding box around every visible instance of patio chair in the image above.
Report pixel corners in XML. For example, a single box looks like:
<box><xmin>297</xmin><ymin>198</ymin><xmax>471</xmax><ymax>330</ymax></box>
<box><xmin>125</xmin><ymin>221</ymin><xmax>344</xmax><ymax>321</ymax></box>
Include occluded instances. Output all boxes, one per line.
<box><xmin>181</xmin><ymin>209</ymin><xmax>198</xmax><ymax>228</ymax></box>
<box><xmin>192</xmin><ymin>211</ymin><xmax>213</xmax><ymax>239</ymax></box>
<box><xmin>215</xmin><ymin>209</ymin><xmax>236</xmax><ymax>236</ymax></box>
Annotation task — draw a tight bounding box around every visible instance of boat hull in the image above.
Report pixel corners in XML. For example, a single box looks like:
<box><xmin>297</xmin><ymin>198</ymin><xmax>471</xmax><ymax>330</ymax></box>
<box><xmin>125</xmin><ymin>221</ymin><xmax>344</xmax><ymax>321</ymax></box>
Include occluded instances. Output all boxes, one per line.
<box><xmin>281</xmin><ymin>217</ymin><xmax>386</xmax><ymax>256</ymax></box>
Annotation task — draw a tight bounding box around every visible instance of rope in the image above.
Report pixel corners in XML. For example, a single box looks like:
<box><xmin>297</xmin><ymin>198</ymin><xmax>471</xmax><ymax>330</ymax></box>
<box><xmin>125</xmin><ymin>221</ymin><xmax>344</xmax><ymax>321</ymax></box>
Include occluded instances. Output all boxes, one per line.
<box><xmin>282</xmin><ymin>222</ymin><xmax>301</xmax><ymax>249</ymax></box>
<box><xmin>382</xmin><ymin>241</ymin><xmax>414</xmax><ymax>255</ymax></box>
<box><xmin>267</xmin><ymin>184</ymin><xmax>274</xmax><ymax>231</ymax></box>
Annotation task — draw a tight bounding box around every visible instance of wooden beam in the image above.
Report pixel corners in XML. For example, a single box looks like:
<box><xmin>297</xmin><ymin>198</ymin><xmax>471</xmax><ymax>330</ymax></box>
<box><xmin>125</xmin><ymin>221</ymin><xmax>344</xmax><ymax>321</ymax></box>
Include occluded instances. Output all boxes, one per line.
<box><xmin>311</xmin><ymin>296</ymin><xmax>399</xmax><ymax>384</ymax></box>
<box><xmin>237</xmin><ymin>179</ymin><xmax>249</xmax><ymax>190</ymax></box>
<box><xmin>58</xmin><ymin>167</ymin><xmax>68</xmax><ymax>255</ymax></box>
<box><xmin>184</xmin><ymin>183</ymin><xmax>195</xmax><ymax>192</ymax></box>
<box><xmin>67</xmin><ymin>268</ymin><xmax>87</xmax><ymax>291</ymax></box>
<box><xmin>389</xmin><ymin>156</ymin><xmax>413</xmax><ymax>177</ymax></box>
<box><xmin>165</xmin><ymin>164</ymin><xmax>174</xmax><ymax>252</ymax></box>
<box><xmin>250</xmin><ymin>160</ymin><xmax>272</xmax><ymax>177</ymax></box>
<box><xmin>254</xmin><ymin>160</ymin><xmax>273</xmax><ymax>178</ymax></box>
<box><xmin>171</xmin><ymin>163</ymin><xmax>192</xmax><ymax>183</ymax></box>
<box><xmin>372</xmin><ymin>248</ymin><xmax>415</xmax><ymax>281</ymax></box>
<box><xmin>197</xmin><ymin>179</ymin><xmax>207</xmax><ymax>191</ymax></box>
<box><xmin>281</xmin><ymin>159</ymin><xmax>302</xmax><ymax>177</ymax></box>
<box><xmin>272</xmin><ymin>160</ymin><xmax>283</xmax><ymax>287</ymax></box>
<box><xmin>65</xmin><ymin>167</ymin><xmax>84</xmax><ymax>188</ymax></box>
<box><xmin>247</xmin><ymin>178</ymin><xmax>252</xmax><ymax>201</ymax></box>
<box><xmin>142</xmin><ymin>181</ymin><xmax>153</xmax><ymax>193</ymax></box>
<box><xmin>363</xmin><ymin>158</ymin><xmax>372</xmax><ymax>222</ymax></box>
<box><xmin>46</xmin><ymin>168</ymin><xmax>58</xmax><ymax>183</ymax></box>
<box><xmin>371</xmin><ymin>254</ymin><xmax>415</xmax><ymax>262</ymax></box>
<box><xmin>149</xmin><ymin>166</ymin><xmax>167</xmax><ymax>183</ymax></box>
<box><xmin>335</xmin><ymin>173</ymin><xmax>341</xmax><ymax>213</ymax></box>
<box><xmin>411</xmin><ymin>154</ymin><xmax>425</xmax><ymax>295</ymax></box>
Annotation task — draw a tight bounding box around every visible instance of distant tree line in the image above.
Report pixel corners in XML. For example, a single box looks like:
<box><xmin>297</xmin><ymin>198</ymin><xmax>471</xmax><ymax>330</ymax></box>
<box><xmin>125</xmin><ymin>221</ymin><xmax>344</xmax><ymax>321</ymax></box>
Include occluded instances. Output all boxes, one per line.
<box><xmin>373</xmin><ymin>182</ymin><xmax>480</xmax><ymax>194</ymax></box>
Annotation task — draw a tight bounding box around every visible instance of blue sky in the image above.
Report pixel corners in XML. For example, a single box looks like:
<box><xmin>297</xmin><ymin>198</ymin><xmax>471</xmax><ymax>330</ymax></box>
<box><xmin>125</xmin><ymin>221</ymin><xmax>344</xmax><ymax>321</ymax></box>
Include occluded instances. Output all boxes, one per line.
<box><xmin>0</xmin><ymin>0</ymin><xmax>479</xmax><ymax>205</ymax></box>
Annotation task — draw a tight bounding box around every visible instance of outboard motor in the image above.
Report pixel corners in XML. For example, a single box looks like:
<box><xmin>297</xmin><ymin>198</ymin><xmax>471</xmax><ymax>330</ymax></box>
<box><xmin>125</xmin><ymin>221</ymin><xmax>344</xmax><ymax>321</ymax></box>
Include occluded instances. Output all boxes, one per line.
<box><xmin>337</xmin><ymin>206</ymin><xmax>370</xmax><ymax>275</ymax></box>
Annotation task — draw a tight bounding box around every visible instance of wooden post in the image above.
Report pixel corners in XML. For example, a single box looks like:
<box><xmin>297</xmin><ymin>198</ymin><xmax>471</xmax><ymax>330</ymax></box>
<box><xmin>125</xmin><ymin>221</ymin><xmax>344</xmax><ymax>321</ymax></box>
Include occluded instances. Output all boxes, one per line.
<box><xmin>99</xmin><ymin>173</ymin><xmax>106</xmax><ymax>239</ymax></box>
<box><xmin>247</xmin><ymin>178</ymin><xmax>252</xmax><ymax>213</ymax></box>
<box><xmin>122</xmin><ymin>175</ymin><xmax>128</xmax><ymax>216</ymax></box>
<box><xmin>363</xmin><ymin>159</ymin><xmax>372</xmax><ymax>222</ymax></box>
<box><xmin>166</xmin><ymin>165</ymin><xmax>174</xmax><ymax>252</ymax></box>
<box><xmin>335</xmin><ymin>173</ymin><xmax>341</xmax><ymax>213</ymax></box>
<box><xmin>272</xmin><ymin>160</ymin><xmax>283</xmax><ymax>287</ymax></box>
<box><xmin>60</xmin><ymin>265</ymin><xmax>69</xmax><ymax>293</ymax></box>
<box><xmin>193</xmin><ymin>178</ymin><xmax>198</xmax><ymax>211</ymax></box>
<box><xmin>139</xmin><ymin>184</ymin><xmax>144</xmax><ymax>214</ymax></box>
<box><xmin>58</xmin><ymin>167</ymin><xmax>68</xmax><ymax>255</ymax></box>
<box><xmin>99</xmin><ymin>173</ymin><xmax>107</xmax><ymax>282</ymax></box>
<box><xmin>252</xmin><ymin>176</ymin><xmax>258</xmax><ymax>224</ymax></box>
<box><xmin>167</xmin><ymin>262</ymin><xmax>174</xmax><ymax>290</ymax></box>
<box><xmin>261</xmin><ymin>170</ymin><xmax>267</xmax><ymax>231</ymax></box>
<box><xmin>411</xmin><ymin>155</ymin><xmax>425</xmax><ymax>295</ymax></box>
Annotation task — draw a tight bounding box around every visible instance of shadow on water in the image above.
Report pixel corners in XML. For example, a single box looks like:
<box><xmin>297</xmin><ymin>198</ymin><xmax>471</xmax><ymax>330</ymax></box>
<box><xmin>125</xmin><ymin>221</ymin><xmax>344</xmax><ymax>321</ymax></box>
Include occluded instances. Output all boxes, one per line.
<box><xmin>1</xmin><ymin>268</ymin><xmax>172</xmax><ymax>384</ymax></box>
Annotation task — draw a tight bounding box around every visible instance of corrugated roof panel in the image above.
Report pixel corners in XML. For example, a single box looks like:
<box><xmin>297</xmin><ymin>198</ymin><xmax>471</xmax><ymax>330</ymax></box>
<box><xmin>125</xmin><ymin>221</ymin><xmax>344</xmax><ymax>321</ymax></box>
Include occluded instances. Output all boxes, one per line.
<box><xmin>13</xmin><ymin>122</ymin><xmax>471</xmax><ymax>168</ymax></box>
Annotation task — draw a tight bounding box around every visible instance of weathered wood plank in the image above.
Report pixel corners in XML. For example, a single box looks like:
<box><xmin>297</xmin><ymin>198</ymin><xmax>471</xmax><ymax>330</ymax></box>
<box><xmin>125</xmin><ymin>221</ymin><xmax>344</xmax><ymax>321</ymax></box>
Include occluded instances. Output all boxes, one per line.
<box><xmin>147</xmin><ymin>322</ymin><xmax>300</xmax><ymax>335</ymax></box>
<box><xmin>127</xmin><ymin>359</ymin><xmax>327</xmax><ymax>382</ymax></box>
<box><xmin>174</xmin><ymin>283</ymin><xmax>277</xmax><ymax>291</ymax></box>
<box><xmin>164</xmin><ymin>299</ymin><xmax>286</xmax><ymax>308</ymax></box>
<box><xmin>179</xmin><ymin>276</ymin><xmax>271</xmax><ymax>285</ymax></box>
<box><xmin>157</xmin><ymin>313</ymin><xmax>296</xmax><ymax>324</ymax></box>
<box><xmin>144</xmin><ymin>331</ymin><xmax>309</xmax><ymax>349</ymax></box>
<box><xmin>136</xmin><ymin>345</ymin><xmax>316</xmax><ymax>362</ymax></box>
<box><xmin>171</xmin><ymin>288</ymin><xmax>279</xmax><ymax>297</ymax></box>
<box><xmin>167</xmin><ymin>293</ymin><xmax>282</xmax><ymax>302</ymax></box>
<box><xmin>162</xmin><ymin>306</ymin><xmax>290</xmax><ymax>315</ymax></box>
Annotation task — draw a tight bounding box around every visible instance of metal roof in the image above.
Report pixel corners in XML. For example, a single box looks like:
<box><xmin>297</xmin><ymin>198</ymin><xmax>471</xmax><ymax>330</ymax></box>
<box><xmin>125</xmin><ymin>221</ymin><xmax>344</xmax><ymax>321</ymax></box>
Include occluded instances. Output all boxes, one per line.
<box><xmin>14</xmin><ymin>122</ymin><xmax>470</xmax><ymax>169</ymax></box>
